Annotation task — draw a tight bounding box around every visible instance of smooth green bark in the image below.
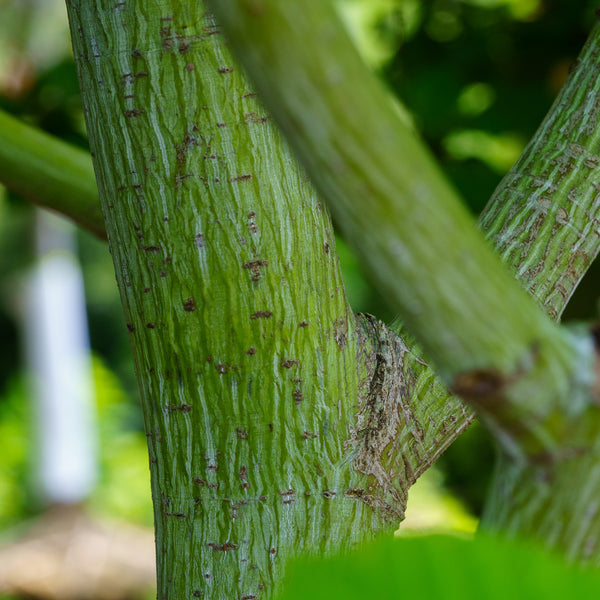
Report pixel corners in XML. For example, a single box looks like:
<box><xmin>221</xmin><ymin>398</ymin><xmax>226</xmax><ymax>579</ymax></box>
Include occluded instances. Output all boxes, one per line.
<box><xmin>0</xmin><ymin>110</ymin><xmax>104</xmax><ymax>238</ymax></box>
<box><xmin>483</xmin><ymin>425</ymin><xmax>600</xmax><ymax>565</ymax></box>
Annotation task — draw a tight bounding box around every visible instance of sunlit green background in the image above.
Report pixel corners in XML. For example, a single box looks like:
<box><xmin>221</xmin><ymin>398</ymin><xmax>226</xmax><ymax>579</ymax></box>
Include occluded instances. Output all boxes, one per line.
<box><xmin>0</xmin><ymin>1</ymin><xmax>599</xmax><ymax>596</ymax></box>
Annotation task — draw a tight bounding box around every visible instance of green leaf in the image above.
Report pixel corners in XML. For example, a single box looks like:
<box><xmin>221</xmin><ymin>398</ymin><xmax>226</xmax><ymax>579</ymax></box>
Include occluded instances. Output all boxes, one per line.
<box><xmin>280</xmin><ymin>534</ymin><xmax>600</xmax><ymax>599</ymax></box>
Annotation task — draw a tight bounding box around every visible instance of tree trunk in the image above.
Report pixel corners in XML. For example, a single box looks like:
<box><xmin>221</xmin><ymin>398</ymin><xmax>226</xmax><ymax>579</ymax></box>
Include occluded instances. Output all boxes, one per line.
<box><xmin>65</xmin><ymin>3</ymin><xmax>455</xmax><ymax>597</ymax></box>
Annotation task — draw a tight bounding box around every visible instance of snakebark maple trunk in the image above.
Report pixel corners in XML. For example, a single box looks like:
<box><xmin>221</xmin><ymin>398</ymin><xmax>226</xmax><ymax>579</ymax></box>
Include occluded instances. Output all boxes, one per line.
<box><xmin>64</xmin><ymin>3</ymin><xmax>453</xmax><ymax>598</ymax></box>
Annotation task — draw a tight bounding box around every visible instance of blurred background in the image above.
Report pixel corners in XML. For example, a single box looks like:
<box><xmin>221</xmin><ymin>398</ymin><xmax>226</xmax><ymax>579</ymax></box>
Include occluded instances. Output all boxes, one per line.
<box><xmin>0</xmin><ymin>0</ymin><xmax>598</xmax><ymax>598</ymax></box>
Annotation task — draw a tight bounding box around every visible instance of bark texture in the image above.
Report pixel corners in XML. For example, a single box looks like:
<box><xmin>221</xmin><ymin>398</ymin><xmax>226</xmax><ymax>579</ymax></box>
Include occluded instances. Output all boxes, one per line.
<box><xmin>481</xmin><ymin>22</ymin><xmax>600</xmax><ymax>320</ymax></box>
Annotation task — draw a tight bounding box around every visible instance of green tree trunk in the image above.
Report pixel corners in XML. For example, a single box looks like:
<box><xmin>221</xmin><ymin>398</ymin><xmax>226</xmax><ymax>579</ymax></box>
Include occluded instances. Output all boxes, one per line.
<box><xmin>65</xmin><ymin>3</ymin><xmax>452</xmax><ymax>597</ymax></box>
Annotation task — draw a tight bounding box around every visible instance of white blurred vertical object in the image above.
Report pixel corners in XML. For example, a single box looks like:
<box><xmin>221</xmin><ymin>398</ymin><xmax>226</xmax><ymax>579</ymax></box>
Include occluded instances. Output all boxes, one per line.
<box><xmin>24</xmin><ymin>210</ymin><xmax>97</xmax><ymax>504</ymax></box>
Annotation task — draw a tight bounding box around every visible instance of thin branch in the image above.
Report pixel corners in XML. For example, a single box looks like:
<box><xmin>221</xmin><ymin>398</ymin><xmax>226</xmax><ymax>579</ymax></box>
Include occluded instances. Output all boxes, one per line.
<box><xmin>0</xmin><ymin>110</ymin><xmax>104</xmax><ymax>239</ymax></box>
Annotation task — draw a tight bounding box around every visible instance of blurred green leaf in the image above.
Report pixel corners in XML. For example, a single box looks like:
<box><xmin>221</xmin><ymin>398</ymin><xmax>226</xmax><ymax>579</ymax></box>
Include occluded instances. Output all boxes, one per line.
<box><xmin>337</xmin><ymin>0</ymin><xmax>406</xmax><ymax>69</ymax></box>
<box><xmin>426</xmin><ymin>7</ymin><xmax>463</xmax><ymax>42</ymax></box>
<box><xmin>457</xmin><ymin>82</ymin><xmax>496</xmax><ymax>117</ymax></box>
<box><xmin>443</xmin><ymin>129</ymin><xmax>525</xmax><ymax>173</ymax></box>
<box><xmin>463</xmin><ymin>0</ymin><xmax>542</xmax><ymax>21</ymax></box>
<box><xmin>0</xmin><ymin>377</ymin><xmax>30</xmax><ymax>528</ymax></box>
<box><xmin>399</xmin><ymin>468</ymin><xmax>478</xmax><ymax>536</ymax></box>
<box><xmin>91</xmin><ymin>430</ymin><xmax>153</xmax><ymax>526</ymax></box>
<box><xmin>280</xmin><ymin>533</ymin><xmax>600</xmax><ymax>599</ymax></box>
<box><xmin>91</xmin><ymin>357</ymin><xmax>153</xmax><ymax>526</ymax></box>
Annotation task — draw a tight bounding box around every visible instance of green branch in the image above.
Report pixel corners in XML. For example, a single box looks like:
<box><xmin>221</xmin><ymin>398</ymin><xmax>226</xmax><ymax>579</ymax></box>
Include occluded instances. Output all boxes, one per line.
<box><xmin>206</xmin><ymin>0</ymin><xmax>574</xmax><ymax>384</ymax></box>
<box><xmin>205</xmin><ymin>0</ymin><xmax>597</xmax><ymax>459</ymax></box>
<box><xmin>481</xmin><ymin>22</ymin><xmax>600</xmax><ymax>320</ymax></box>
<box><xmin>0</xmin><ymin>110</ymin><xmax>104</xmax><ymax>239</ymax></box>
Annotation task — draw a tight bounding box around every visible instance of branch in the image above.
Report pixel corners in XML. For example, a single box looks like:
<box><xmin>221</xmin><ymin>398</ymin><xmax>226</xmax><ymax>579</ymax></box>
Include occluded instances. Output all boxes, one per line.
<box><xmin>401</xmin><ymin>16</ymin><xmax>600</xmax><ymax>469</ymax></box>
<box><xmin>207</xmin><ymin>0</ymin><xmax>571</xmax><ymax>381</ymax></box>
<box><xmin>207</xmin><ymin>0</ymin><xmax>598</xmax><ymax>459</ymax></box>
<box><xmin>481</xmin><ymin>21</ymin><xmax>600</xmax><ymax>320</ymax></box>
<box><xmin>0</xmin><ymin>110</ymin><xmax>104</xmax><ymax>239</ymax></box>
<box><xmin>351</xmin><ymin>314</ymin><xmax>473</xmax><ymax>493</ymax></box>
